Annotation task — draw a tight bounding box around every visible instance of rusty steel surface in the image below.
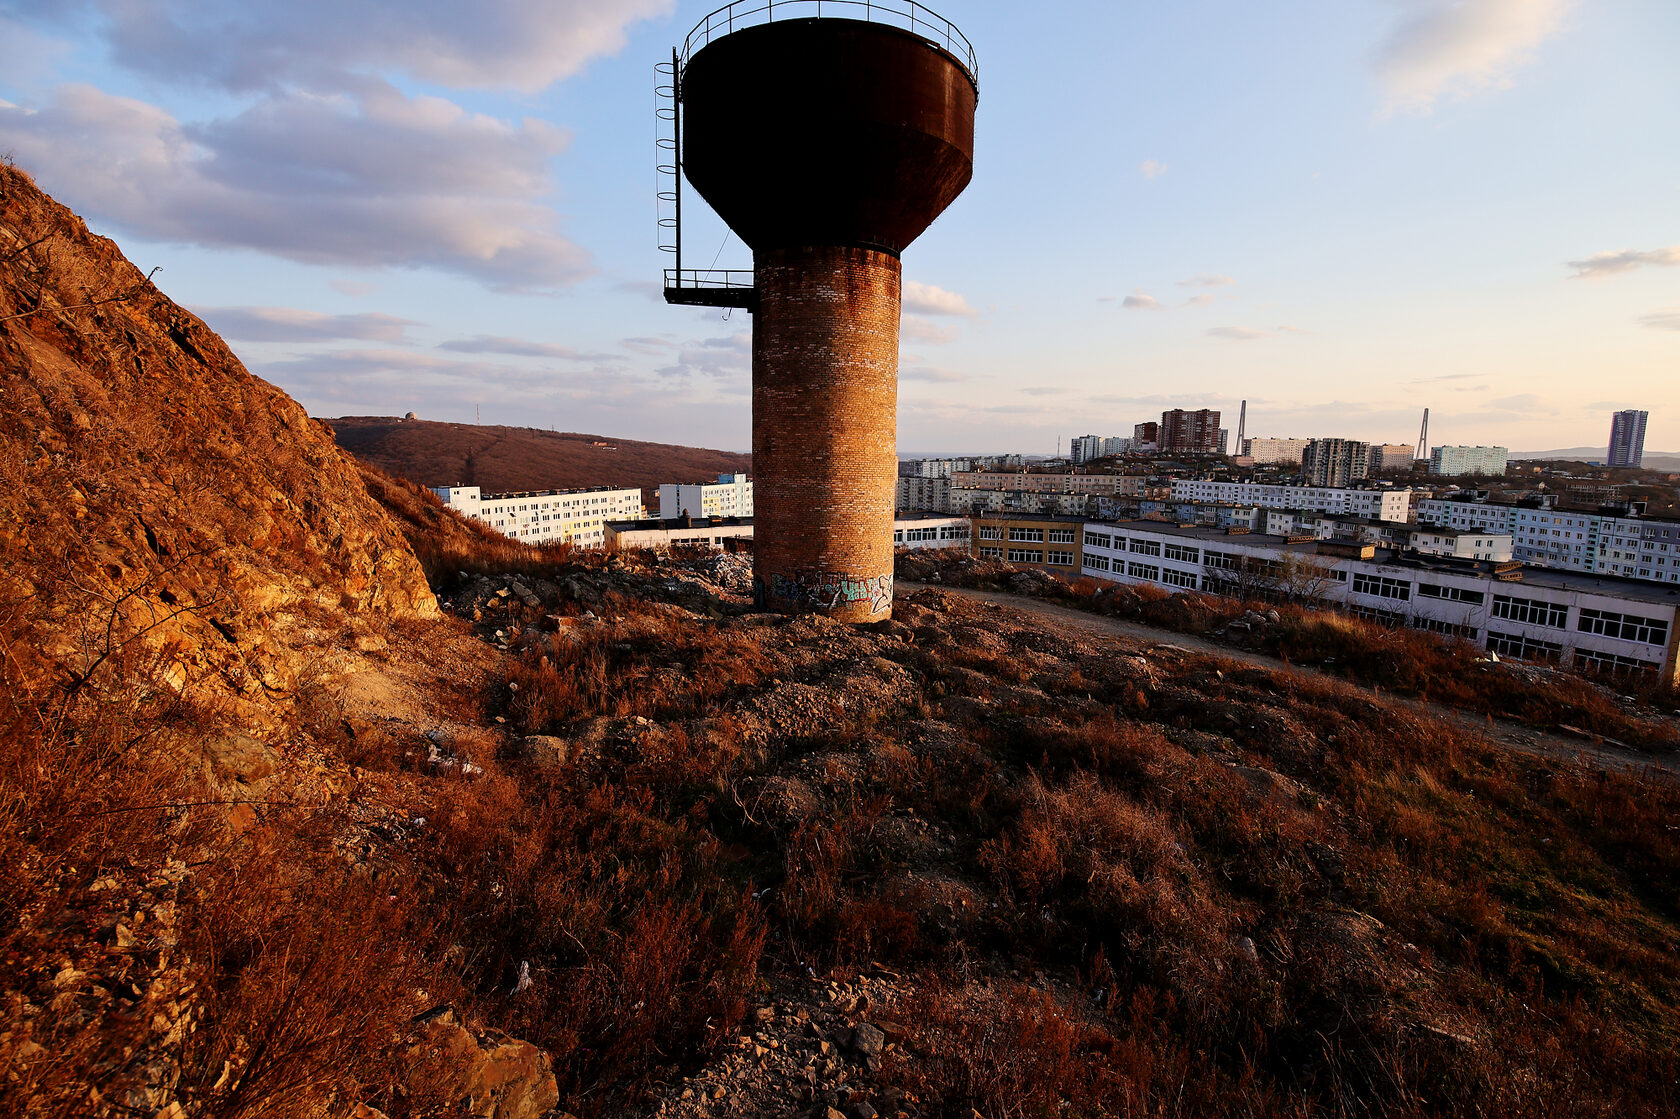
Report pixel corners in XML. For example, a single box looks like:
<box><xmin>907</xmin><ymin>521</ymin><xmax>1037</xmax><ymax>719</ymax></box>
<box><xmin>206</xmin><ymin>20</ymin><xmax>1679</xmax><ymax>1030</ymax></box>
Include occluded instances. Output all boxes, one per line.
<box><xmin>681</xmin><ymin>17</ymin><xmax>976</xmax><ymax>254</ymax></box>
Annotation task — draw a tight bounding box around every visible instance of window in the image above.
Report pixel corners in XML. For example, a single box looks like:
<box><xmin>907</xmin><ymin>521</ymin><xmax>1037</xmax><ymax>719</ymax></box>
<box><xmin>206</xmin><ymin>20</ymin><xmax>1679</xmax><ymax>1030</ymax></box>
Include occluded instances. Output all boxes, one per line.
<box><xmin>1490</xmin><ymin>594</ymin><xmax>1568</xmax><ymax>629</ymax></box>
<box><xmin>1085</xmin><ymin>531</ymin><xmax>1113</xmax><ymax>549</ymax></box>
<box><xmin>1129</xmin><ymin>538</ymin><xmax>1163</xmax><ymax>557</ymax></box>
<box><xmin>1009</xmin><ymin>528</ymin><xmax>1044</xmax><ymax>542</ymax></box>
<box><xmin>1204</xmin><ymin>550</ymin><xmax>1238</xmax><ymax>570</ymax></box>
<box><xmin>1416</xmin><ymin>583</ymin><xmax>1485</xmax><ymax>604</ymax></box>
<box><xmin>1578</xmin><ymin>608</ymin><xmax>1668</xmax><ymax>646</ymax></box>
<box><xmin>1047</xmin><ymin>550</ymin><xmax>1076</xmax><ymax>566</ymax></box>
<box><xmin>1127</xmin><ymin>562</ymin><xmax>1160</xmax><ymax>580</ymax></box>
<box><xmin>1412</xmin><ymin>616</ymin><xmax>1477</xmax><ymax>638</ymax></box>
<box><xmin>1350</xmin><ymin>605</ymin><xmax>1407</xmax><ymax>628</ymax></box>
<box><xmin>1007</xmin><ymin>548</ymin><xmax>1041</xmax><ymax>564</ymax></box>
<box><xmin>980</xmin><ymin>546</ymin><xmax>1003</xmax><ymax>559</ymax></box>
<box><xmin>1083</xmin><ymin>554</ymin><xmax>1111</xmax><ymax>572</ymax></box>
<box><xmin>979</xmin><ymin>526</ymin><xmax>1003</xmax><ymax>540</ymax></box>
<box><xmin>1574</xmin><ymin>648</ymin><xmax>1657</xmax><ymax>677</ymax></box>
<box><xmin>1164</xmin><ymin>543</ymin><xmax>1200</xmax><ymax>564</ymax></box>
<box><xmin>1485</xmin><ymin>630</ymin><xmax>1564</xmax><ymax>663</ymax></box>
<box><xmin>1161</xmin><ymin>568</ymin><xmax>1198</xmax><ymax>589</ymax></box>
<box><xmin>1352</xmin><ymin>573</ymin><xmax>1411</xmax><ymax>600</ymax></box>
<box><xmin>1048</xmin><ymin>528</ymin><xmax>1076</xmax><ymax>544</ymax></box>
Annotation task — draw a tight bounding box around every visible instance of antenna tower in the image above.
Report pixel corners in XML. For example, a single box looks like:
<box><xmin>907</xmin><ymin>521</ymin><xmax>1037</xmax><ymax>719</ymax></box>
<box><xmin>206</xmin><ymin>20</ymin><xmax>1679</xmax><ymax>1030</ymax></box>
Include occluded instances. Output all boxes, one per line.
<box><xmin>1235</xmin><ymin>399</ymin><xmax>1247</xmax><ymax>452</ymax></box>
<box><xmin>1415</xmin><ymin>408</ymin><xmax>1430</xmax><ymax>461</ymax></box>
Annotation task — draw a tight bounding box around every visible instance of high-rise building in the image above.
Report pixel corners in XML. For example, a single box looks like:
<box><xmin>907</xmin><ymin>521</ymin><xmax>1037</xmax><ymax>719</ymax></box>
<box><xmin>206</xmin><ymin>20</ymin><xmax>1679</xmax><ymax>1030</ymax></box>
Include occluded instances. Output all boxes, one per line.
<box><xmin>1070</xmin><ymin>434</ymin><xmax>1103</xmax><ymax>464</ymax></box>
<box><xmin>1608</xmin><ymin>410</ymin><xmax>1649</xmax><ymax>468</ymax></box>
<box><xmin>1133</xmin><ymin>421</ymin><xmax>1159</xmax><ymax>448</ymax></box>
<box><xmin>1100</xmin><ymin>436</ymin><xmax>1131</xmax><ymax>457</ymax></box>
<box><xmin>1368</xmin><ymin>444</ymin><xmax>1416</xmax><ymax>474</ymax></box>
<box><xmin>1302</xmin><ymin>439</ymin><xmax>1370</xmax><ymax>487</ymax></box>
<box><xmin>658</xmin><ymin>473</ymin><xmax>754</xmax><ymax>519</ymax></box>
<box><xmin>1218</xmin><ymin>428</ymin><xmax>1230</xmax><ymax>455</ymax></box>
<box><xmin>1429</xmin><ymin>446</ymin><xmax>1508</xmax><ymax>476</ymax></box>
<box><xmin>1160</xmin><ymin>409</ymin><xmax>1222</xmax><ymax>455</ymax></box>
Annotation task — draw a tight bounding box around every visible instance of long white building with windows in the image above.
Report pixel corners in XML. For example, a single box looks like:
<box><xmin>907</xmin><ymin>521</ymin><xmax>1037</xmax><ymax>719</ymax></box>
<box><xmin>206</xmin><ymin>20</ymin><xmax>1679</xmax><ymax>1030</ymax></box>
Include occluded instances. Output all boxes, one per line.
<box><xmin>1076</xmin><ymin>519</ymin><xmax>1679</xmax><ymax>680</ymax></box>
<box><xmin>659</xmin><ymin>474</ymin><xmax>753</xmax><ymax>520</ymax></box>
<box><xmin>1171</xmin><ymin>480</ymin><xmax>1414</xmax><ymax>523</ymax></box>
<box><xmin>432</xmin><ymin>485</ymin><xmax>645</xmax><ymax>548</ymax></box>
<box><xmin>1418</xmin><ymin>496</ymin><xmax>1680</xmax><ymax>585</ymax></box>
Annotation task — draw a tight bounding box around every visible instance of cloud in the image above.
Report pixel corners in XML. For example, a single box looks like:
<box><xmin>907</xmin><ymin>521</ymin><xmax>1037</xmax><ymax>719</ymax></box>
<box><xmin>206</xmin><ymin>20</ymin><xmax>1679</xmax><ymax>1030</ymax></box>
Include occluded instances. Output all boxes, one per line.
<box><xmin>1206</xmin><ymin>326</ymin><xmax>1270</xmax><ymax>341</ymax></box>
<box><xmin>1122</xmin><ymin>292</ymin><xmax>1163</xmax><ymax>311</ymax></box>
<box><xmin>1019</xmin><ymin>386</ymin><xmax>1070</xmax><ymax>396</ymax></box>
<box><xmin>902</xmin><ymin>281</ymin><xmax>975</xmax><ymax>317</ymax></box>
<box><xmin>1639</xmin><ymin>310</ymin><xmax>1680</xmax><ymax>331</ymax></box>
<box><xmin>1140</xmin><ymin>159</ymin><xmax>1168</xmax><ymax>179</ymax></box>
<box><xmin>192</xmin><ymin>305</ymin><xmax>416</xmax><ymax>343</ymax></box>
<box><xmin>655</xmin><ymin>332</ymin><xmax>751</xmax><ymax>380</ymax></box>
<box><xmin>1566</xmin><ymin>245</ymin><xmax>1680</xmax><ymax>280</ymax></box>
<box><xmin>900</xmin><ymin>315</ymin><xmax>958</xmax><ymax>345</ymax></box>
<box><xmin>0</xmin><ymin>83</ymin><xmax>590</xmax><ymax>290</ymax></box>
<box><xmin>1276</xmin><ymin>324</ymin><xmax>1310</xmax><ymax>334</ymax></box>
<box><xmin>11</xmin><ymin>0</ymin><xmax>672</xmax><ymax>94</ymax></box>
<box><xmin>438</xmin><ymin>335</ymin><xmax>621</xmax><ymax>361</ymax></box>
<box><xmin>1486</xmin><ymin>393</ymin><xmax>1555</xmax><ymax>414</ymax></box>
<box><xmin>1183</xmin><ymin>294</ymin><xmax>1216</xmax><ymax>308</ymax></box>
<box><xmin>1177</xmin><ymin>274</ymin><xmax>1236</xmax><ymax>288</ymax></box>
<box><xmin>1375</xmin><ymin>0</ymin><xmax>1574</xmax><ymax>113</ymax></box>
<box><xmin>900</xmin><ymin>365</ymin><xmax>968</xmax><ymax>384</ymax></box>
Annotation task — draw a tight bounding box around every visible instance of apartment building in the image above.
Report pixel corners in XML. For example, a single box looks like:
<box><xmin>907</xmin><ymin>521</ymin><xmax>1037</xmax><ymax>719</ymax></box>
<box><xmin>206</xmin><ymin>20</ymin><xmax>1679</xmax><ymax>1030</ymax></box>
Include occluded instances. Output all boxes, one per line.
<box><xmin>658</xmin><ymin>473</ymin><xmax>754</xmax><ymax>519</ymax></box>
<box><xmin>896</xmin><ymin>475</ymin><xmax>952</xmax><ymax>512</ymax></box>
<box><xmin>1078</xmin><ymin>520</ymin><xmax>1679</xmax><ymax>680</ymax></box>
<box><xmin>1170</xmin><ymin>480</ymin><xmax>1414</xmax><ymax>523</ymax></box>
<box><xmin>1608</xmin><ymin>410</ymin><xmax>1648</xmax><ymax>468</ymax></box>
<box><xmin>1242</xmin><ymin>437</ymin><xmax>1311</xmax><ymax>465</ymax></box>
<box><xmin>1369</xmin><ymin>444</ymin><xmax>1416</xmax><ymax>474</ymax></box>
<box><xmin>1303</xmin><ymin>439</ymin><xmax>1370</xmax><ymax>487</ymax></box>
<box><xmin>604</xmin><ymin>514</ymin><xmax>969</xmax><ymax>554</ymax></box>
<box><xmin>950</xmin><ymin>489</ymin><xmax>1093</xmax><ymax>516</ymax></box>
<box><xmin>1160</xmin><ymin>409</ymin><xmax>1222</xmax><ymax>455</ymax></box>
<box><xmin>1418</xmin><ymin>496</ymin><xmax>1680</xmax><ymax>584</ymax></box>
<box><xmin>1430</xmin><ymin>446</ymin><xmax>1508</xmax><ymax>476</ymax></box>
<box><xmin>432</xmin><ymin>485</ymin><xmax>645</xmax><ymax>548</ymax></box>
<box><xmin>950</xmin><ymin>471</ymin><xmax>1145</xmax><ymax>497</ymax></box>
<box><xmin>1257</xmin><ymin>509</ymin><xmax>1512</xmax><ymax>560</ymax></box>
<box><xmin>971</xmin><ymin>514</ymin><xmax>1085</xmax><ymax>575</ymax></box>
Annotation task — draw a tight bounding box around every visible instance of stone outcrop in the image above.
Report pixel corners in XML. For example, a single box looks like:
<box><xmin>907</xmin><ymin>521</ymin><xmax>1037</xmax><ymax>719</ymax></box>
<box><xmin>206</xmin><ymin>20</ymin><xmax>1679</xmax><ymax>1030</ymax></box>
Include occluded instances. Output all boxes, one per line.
<box><xmin>0</xmin><ymin>164</ymin><xmax>436</xmax><ymax>718</ymax></box>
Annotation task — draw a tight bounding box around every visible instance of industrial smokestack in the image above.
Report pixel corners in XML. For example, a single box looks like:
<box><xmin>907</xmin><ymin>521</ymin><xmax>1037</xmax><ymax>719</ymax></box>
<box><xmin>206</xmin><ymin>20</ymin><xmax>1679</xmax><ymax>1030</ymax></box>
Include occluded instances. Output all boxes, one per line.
<box><xmin>668</xmin><ymin>5</ymin><xmax>977</xmax><ymax>622</ymax></box>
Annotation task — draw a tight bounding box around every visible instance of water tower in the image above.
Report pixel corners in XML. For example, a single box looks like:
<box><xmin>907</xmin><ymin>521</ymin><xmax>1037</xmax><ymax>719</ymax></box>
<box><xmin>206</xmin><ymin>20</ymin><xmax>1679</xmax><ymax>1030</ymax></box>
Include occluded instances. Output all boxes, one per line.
<box><xmin>659</xmin><ymin>2</ymin><xmax>978</xmax><ymax>622</ymax></box>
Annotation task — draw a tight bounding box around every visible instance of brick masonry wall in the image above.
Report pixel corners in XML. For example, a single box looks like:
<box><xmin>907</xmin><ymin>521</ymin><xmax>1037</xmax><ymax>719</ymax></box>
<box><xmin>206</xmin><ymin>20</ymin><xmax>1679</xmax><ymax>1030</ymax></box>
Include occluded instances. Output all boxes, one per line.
<box><xmin>753</xmin><ymin>245</ymin><xmax>901</xmax><ymax>622</ymax></box>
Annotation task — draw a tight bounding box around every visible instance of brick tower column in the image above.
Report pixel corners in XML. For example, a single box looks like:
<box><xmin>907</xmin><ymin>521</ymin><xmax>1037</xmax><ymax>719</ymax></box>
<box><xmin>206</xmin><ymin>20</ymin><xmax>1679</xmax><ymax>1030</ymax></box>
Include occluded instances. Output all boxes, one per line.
<box><xmin>752</xmin><ymin>244</ymin><xmax>901</xmax><ymax>622</ymax></box>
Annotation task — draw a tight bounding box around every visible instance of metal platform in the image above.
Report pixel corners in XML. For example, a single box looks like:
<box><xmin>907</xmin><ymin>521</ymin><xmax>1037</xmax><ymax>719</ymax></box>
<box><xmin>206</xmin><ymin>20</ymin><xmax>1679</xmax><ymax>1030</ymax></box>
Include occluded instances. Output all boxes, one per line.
<box><xmin>663</xmin><ymin>268</ymin><xmax>757</xmax><ymax>309</ymax></box>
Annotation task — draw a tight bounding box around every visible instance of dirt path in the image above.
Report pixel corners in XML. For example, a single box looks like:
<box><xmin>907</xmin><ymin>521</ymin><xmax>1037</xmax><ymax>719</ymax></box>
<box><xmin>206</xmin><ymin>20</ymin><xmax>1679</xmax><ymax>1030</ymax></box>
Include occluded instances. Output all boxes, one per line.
<box><xmin>900</xmin><ymin>581</ymin><xmax>1680</xmax><ymax>780</ymax></box>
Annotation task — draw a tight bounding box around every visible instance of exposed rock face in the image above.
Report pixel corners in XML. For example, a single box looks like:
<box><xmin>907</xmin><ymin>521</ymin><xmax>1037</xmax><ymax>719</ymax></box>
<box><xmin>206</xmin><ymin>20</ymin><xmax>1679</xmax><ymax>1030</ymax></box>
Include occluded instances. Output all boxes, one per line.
<box><xmin>0</xmin><ymin>165</ymin><xmax>435</xmax><ymax>714</ymax></box>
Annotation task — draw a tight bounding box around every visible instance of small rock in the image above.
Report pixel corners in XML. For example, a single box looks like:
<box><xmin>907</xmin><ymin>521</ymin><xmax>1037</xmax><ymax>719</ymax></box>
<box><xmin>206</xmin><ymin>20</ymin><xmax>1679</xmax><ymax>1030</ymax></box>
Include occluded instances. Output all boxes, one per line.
<box><xmin>850</xmin><ymin>1023</ymin><xmax>885</xmax><ymax>1059</ymax></box>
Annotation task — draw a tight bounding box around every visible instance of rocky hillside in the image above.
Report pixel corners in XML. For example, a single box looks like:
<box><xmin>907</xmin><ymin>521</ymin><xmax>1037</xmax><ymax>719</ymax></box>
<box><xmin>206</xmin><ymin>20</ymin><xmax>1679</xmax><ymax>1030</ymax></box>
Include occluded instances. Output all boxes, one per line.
<box><xmin>327</xmin><ymin>415</ymin><xmax>752</xmax><ymax>501</ymax></box>
<box><xmin>0</xmin><ymin>163</ymin><xmax>436</xmax><ymax>726</ymax></box>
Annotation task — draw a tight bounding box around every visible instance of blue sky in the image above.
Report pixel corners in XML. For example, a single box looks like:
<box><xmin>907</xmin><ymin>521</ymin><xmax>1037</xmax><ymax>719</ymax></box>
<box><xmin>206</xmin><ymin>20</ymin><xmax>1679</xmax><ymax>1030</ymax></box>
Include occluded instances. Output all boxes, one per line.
<box><xmin>2</xmin><ymin>0</ymin><xmax>1676</xmax><ymax>455</ymax></box>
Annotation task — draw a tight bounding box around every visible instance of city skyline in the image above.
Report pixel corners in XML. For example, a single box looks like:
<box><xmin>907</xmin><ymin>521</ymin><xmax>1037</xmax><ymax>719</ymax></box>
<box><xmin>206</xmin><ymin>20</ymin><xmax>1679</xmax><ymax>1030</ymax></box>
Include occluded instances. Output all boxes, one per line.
<box><xmin>1</xmin><ymin>0</ymin><xmax>1676</xmax><ymax>453</ymax></box>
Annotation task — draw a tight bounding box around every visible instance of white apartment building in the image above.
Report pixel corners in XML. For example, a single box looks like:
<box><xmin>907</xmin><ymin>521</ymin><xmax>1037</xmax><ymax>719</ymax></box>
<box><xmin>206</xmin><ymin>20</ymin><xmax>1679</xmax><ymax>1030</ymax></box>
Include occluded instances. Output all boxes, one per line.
<box><xmin>1171</xmin><ymin>480</ymin><xmax>1414</xmax><ymax>523</ymax></box>
<box><xmin>951</xmin><ymin>472</ymin><xmax>1145</xmax><ymax>496</ymax></box>
<box><xmin>1369</xmin><ymin>444</ymin><xmax>1416</xmax><ymax>474</ymax></box>
<box><xmin>1078</xmin><ymin>520</ymin><xmax>1679</xmax><ymax>680</ymax></box>
<box><xmin>1241</xmin><ymin>437</ymin><xmax>1311</xmax><ymax>465</ymax></box>
<box><xmin>1260</xmin><ymin>508</ymin><xmax>1512</xmax><ymax>561</ymax></box>
<box><xmin>432</xmin><ymin>485</ymin><xmax>645</xmax><ymax>548</ymax></box>
<box><xmin>658</xmin><ymin>473</ymin><xmax>753</xmax><ymax>520</ymax></box>
<box><xmin>1430</xmin><ymin>445</ymin><xmax>1508</xmax><ymax>476</ymax></box>
<box><xmin>1418</xmin><ymin>497</ymin><xmax>1680</xmax><ymax>585</ymax></box>
<box><xmin>603</xmin><ymin>515</ymin><xmax>969</xmax><ymax>554</ymax></box>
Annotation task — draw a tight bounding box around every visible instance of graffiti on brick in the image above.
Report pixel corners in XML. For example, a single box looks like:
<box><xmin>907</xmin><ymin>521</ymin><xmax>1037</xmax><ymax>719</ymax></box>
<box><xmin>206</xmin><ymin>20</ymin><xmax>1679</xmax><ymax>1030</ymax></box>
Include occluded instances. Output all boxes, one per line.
<box><xmin>760</xmin><ymin>570</ymin><xmax>893</xmax><ymax>614</ymax></box>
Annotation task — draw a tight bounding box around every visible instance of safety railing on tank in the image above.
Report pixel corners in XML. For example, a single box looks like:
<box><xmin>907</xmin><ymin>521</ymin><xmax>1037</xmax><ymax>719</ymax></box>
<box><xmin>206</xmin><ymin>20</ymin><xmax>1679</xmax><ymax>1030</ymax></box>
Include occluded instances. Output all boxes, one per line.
<box><xmin>681</xmin><ymin>0</ymin><xmax>978</xmax><ymax>88</ymax></box>
<box><xmin>663</xmin><ymin>268</ymin><xmax>758</xmax><ymax>308</ymax></box>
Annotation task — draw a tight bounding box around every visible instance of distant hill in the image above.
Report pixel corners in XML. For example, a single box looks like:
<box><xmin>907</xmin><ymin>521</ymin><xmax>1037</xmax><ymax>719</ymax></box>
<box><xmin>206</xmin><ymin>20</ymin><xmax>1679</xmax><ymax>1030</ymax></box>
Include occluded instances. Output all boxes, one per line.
<box><xmin>1513</xmin><ymin>447</ymin><xmax>1680</xmax><ymax>471</ymax></box>
<box><xmin>325</xmin><ymin>416</ymin><xmax>752</xmax><ymax>501</ymax></box>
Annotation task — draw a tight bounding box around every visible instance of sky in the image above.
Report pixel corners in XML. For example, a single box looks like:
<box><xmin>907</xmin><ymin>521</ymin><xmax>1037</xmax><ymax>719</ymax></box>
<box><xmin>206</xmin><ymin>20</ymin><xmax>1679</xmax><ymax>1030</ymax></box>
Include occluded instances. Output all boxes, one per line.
<box><xmin>1</xmin><ymin>0</ymin><xmax>1676</xmax><ymax>456</ymax></box>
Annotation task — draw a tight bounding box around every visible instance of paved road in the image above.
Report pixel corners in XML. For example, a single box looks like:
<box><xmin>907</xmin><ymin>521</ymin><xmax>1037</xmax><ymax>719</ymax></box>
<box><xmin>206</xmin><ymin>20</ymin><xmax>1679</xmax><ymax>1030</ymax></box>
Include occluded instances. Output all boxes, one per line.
<box><xmin>899</xmin><ymin>580</ymin><xmax>1680</xmax><ymax>780</ymax></box>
